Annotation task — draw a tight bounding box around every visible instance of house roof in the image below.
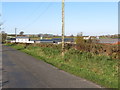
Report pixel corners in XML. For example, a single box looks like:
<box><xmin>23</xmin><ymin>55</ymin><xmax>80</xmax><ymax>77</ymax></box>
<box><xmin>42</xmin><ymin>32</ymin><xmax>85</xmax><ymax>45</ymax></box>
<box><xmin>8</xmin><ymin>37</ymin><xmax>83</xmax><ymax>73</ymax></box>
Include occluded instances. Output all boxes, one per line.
<box><xmin>34</xmin><ymin>39</ymin><xmax>53</xmax><ymax>41</ymax></box>
<box><xmin>52</xmin><ymin>38</ymin><xmax>74</xmax><ymax>42</ymax></box>
<box><xmin>40</xmin><ymin>39</ymin><xmax>53</xmax><ymax>41</ymax></box>
<box><xmin>99</xmin><ymin>39</ymin><xmax>120</xmax><ymax>44</ymax></box>
<box><xmin>16</xmin><ymin>36</ymin><xmax>29</xmax><ymax>39</ymax></box>
<box><xmin>34</xmin><ymin>39</ymin><xmax>53</xmax><ymax>43</ymax></box>
<box><xmin>34</xmin><ymin>38</ymin><xmax>74</xmax><ymax>43</ymax></box>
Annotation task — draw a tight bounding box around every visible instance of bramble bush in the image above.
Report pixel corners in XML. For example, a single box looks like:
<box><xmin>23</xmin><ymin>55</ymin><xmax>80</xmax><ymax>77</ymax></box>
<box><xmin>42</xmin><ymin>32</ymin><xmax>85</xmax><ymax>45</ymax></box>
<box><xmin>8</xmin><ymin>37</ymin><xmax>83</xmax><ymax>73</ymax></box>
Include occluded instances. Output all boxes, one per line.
<box><xmin>75</xmin><ymin>36</ymin><xmax>119</xmax><ymax>59</ymax></box>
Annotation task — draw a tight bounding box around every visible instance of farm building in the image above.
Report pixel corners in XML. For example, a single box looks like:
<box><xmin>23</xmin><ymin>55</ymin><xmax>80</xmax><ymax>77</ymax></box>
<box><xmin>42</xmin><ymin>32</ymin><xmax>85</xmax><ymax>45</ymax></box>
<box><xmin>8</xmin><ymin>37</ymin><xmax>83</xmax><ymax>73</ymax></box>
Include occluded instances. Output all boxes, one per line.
<box><xmin>34</xmin><ymin>38</ymin><xmax>74</xmax><ymax>44</ymax></box>
<box><xmin>34</xmin><ymin>39</ymin><xmax>53</xmax><ymax>43</ymax></box>
<box><xmin>10</xmin><ymin>36</ymin><xmax>34</xmax><ymax>43</ymax></box>
<box><xmin>9</xmin><ymin>37</ymin><xmax>74</xmax><ymax>44</ymax></box>
<box><xmin>52</xmin><ymin>38</ymin><xmax>74</xmax><ymax>44</ymax></box>
<box><xmin>98</xmin><ymin>39</ymin><xmax>120</xmax><ymax>44</ymax></box>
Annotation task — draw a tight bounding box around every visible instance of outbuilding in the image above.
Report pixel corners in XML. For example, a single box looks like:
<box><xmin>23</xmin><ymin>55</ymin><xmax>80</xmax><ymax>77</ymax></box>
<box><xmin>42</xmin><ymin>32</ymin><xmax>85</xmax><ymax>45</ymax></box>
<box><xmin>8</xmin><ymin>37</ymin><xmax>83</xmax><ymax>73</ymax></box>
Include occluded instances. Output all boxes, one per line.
<box><xmin>10</xmin><ymin>36</ymin><xmax>34</xmax><ymax>43</ymax></box>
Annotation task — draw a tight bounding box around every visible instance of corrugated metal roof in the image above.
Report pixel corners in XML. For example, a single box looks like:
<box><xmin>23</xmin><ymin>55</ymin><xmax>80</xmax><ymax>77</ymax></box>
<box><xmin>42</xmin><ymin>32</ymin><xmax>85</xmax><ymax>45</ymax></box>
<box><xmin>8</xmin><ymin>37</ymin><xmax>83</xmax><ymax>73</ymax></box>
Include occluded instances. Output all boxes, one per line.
<box><xmin>16</xmin><ymin>36</ymin><xmax>29</xmax><ymax>38</ymax></box>
<box><xmin>99</xmin><ymin>39</ymin><xmax>120</xmax><ymax>44</ymax></box>
<box><xmin>34</xmin><ymin>38</ymin><xmax>74</xmax><ymax>42</ymax></box>
<box><xmin>52</xmin><ymin>38</ymin><xmax>74</xmax><ymax>42</ymax></box>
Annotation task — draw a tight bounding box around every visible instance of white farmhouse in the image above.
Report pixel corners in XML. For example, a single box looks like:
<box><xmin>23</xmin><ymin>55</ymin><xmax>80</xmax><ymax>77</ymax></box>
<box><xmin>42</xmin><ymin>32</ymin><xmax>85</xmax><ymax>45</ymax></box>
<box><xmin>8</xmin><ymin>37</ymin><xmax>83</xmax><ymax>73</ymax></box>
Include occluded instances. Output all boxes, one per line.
<box><xmin>11</xmin><ymin>36</ymin><xmax>34</xmax><ymax>43</ymax></box>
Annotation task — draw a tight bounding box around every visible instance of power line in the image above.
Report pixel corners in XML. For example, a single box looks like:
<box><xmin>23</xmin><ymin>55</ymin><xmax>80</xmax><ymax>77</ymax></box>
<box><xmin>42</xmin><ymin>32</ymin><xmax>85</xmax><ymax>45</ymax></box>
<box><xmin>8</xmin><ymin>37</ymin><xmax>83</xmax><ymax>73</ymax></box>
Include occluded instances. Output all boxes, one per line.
<box><xmin>20</xmin><ymin>3</ymin><xmax>43</xmax><ymax>25</ymax></box>
<box><xmin>21</xmin><ymin>2</ymin><xmax>53</xmax><ymax>30</ymax></box>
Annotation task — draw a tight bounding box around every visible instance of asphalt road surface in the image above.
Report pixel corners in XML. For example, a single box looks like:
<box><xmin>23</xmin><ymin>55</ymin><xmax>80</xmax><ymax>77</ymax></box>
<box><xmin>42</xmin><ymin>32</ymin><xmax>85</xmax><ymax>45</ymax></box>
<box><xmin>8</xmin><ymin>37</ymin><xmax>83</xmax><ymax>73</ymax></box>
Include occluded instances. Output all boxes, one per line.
<box><xmin>2</xmin><ymin>45</ymin><xmax>102</xmax><ymax>88</ymax></box>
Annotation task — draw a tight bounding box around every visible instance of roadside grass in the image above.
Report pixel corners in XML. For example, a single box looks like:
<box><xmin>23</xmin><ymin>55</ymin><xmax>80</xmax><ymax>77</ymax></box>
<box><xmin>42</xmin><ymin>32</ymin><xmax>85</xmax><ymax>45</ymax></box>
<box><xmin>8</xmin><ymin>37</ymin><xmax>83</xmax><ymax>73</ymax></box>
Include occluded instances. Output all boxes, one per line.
<box><xmin>5</xmin><ymin>43</ymin><xmax>118</xmax><ymax>88</ymax></box>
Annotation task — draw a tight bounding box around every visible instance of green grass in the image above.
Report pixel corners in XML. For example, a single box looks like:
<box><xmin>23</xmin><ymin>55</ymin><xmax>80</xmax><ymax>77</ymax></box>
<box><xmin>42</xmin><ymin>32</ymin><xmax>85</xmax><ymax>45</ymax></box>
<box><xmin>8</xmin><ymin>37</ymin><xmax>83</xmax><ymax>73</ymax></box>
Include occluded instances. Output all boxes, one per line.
<box><xmin>5</xmin><ymin>43</ymin><xmax>118</xmax><ymax>88</ymax></box>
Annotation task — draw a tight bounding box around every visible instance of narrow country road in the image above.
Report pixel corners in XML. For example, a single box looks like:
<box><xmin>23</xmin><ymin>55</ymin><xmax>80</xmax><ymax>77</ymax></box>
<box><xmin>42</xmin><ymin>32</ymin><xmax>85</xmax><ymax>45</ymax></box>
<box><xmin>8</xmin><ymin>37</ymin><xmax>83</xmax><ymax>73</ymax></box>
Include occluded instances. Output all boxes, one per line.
<box><xmin>2</xmin><ymin>45</ymin><xmax>102</xmax><ymax>88</ymax></box>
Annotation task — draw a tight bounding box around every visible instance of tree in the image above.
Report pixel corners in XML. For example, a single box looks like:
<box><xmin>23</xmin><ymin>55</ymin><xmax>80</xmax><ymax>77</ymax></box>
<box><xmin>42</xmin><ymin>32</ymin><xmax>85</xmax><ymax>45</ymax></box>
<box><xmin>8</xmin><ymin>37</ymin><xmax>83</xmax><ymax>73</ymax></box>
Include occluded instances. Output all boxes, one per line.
<box><xmin>1</xmin><ymin>31</ymin><xmax>7</xmax><ymax>43</ymax></box>
<box><xmin>70</xmin><ymin>34</ymin><xmax>74</xmax><ymax>37</ymax></box>
<box><xmin>19</xmin><ymin>31</ymin><xmax>24</xmax><ymax>35</ymax></box>
<box><xmin>75</xmin><ymin>35</ymin><xmax>85</xmax><ymax>51</ymax></box>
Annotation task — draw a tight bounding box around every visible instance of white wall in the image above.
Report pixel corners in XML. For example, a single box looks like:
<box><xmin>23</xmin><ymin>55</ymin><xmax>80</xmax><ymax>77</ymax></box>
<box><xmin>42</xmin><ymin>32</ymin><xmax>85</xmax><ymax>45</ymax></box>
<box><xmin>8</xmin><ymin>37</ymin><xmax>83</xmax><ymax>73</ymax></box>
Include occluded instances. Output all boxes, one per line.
<box><xmin>16</xmin><ymin>38</ymin><xmax>29</xmax><ymax>43</ymax></box>
<box><xmin>11</xmin><ymin>38</ymin><xmax>34</xmax><ymax>43</ymax></box>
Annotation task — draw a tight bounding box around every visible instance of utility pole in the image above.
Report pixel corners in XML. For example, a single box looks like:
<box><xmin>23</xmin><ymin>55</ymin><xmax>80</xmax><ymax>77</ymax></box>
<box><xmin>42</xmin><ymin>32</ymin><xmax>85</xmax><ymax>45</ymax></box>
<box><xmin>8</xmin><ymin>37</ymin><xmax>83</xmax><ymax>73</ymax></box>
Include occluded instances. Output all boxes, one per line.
<box><xmin>62</xmin><ymin>0</ymin><xmax>65</xmax><ymax>57</ymax></box>
<box><xmin>0</xmin><ymin>14</ymin><xmax>3</xmax><ymax>43</ymax></box>
<box><xmin>15</xmin><ymin>28</ymin><xmax>17</xmax><ymax>43</ymax></box>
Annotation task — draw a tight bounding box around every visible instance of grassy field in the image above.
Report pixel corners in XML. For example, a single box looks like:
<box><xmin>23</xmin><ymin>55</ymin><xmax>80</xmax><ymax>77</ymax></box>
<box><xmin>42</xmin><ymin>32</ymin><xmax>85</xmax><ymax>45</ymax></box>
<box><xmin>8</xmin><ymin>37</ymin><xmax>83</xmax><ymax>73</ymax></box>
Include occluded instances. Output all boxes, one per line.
<box><xmin>5</xmin><ymin>43</ymin><xmax>118</xmax><ymax>88</ymax></box>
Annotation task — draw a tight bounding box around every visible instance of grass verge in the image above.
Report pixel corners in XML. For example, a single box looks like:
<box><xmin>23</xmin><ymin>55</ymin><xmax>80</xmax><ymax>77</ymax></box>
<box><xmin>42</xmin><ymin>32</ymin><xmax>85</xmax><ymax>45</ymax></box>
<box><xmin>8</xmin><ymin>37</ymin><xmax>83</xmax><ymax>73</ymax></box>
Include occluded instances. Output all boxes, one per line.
<box><xmin>5</xmin><ymin>43</ymin><xmax>118</xmax><ymax>88</ymax></box>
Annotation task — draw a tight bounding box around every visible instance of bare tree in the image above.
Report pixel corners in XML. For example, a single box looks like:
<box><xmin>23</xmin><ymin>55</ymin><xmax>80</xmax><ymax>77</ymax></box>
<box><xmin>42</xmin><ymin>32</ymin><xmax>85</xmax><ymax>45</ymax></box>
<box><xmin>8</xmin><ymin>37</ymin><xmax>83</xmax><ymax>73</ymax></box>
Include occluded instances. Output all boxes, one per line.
<box><xmin>1</xmin><ymin>31</ymin><xmax>7</xmax><ymax>43</ymax></box>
